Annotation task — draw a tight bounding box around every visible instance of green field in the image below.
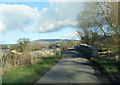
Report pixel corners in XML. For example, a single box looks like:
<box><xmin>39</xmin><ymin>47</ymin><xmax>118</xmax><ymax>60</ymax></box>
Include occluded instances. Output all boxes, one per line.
<box><xmin>2</xmin><ymin>55</ymin><xmax>62</xmax><ymax>83</ymax></box>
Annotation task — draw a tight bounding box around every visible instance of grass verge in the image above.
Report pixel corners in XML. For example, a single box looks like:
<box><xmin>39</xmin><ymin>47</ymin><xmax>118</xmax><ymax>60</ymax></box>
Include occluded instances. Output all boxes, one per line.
<box><xmin>2</xmin><ymin>55</ymin><xmax>62</xmax><ymax>84</ymax></box>
<box><xmin>91</xmin><ymin>56</ymin><xmax>120</xmax><ymax>83</ymax></box>
<box><xmin>91</xmin><ymin>57</ymin><xmax>120</xmax><ymax>73</ymax></box>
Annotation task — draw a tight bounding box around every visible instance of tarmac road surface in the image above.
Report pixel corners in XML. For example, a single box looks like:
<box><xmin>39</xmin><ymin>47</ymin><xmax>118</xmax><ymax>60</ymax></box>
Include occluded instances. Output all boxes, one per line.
<box><xmin>35</xmin><ymin>50</ymin><xmax>110</xmax><ymax>83</ymax></box>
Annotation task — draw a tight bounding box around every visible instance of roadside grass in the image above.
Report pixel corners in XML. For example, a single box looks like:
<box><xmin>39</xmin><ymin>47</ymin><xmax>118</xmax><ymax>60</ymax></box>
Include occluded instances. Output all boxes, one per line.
<box><xmin>2</xmin><ymin>55</ymin><xmax>62</xmax><ymax>83</ymax></box>
<box><xmin>91</xmin><ymin>45</ymin><xmax>120</xmax><ymax>83</ymax></box>
<box><xmin>91</xmin><ymin>56</ymin><xmax>120</xmax><ymax>73</ymax></box>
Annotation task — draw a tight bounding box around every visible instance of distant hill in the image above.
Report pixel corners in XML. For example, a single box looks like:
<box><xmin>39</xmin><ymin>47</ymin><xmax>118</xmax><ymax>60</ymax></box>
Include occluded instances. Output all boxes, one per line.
<box><xmin>30</xmin><ymin>39</ymin><xmax>79</xmax><ymax>46</ymax></box>
<box><xmin>0</xmin><ymin>39</ymin><xmax>79</xmax><ymax>46</ymax></box>
<box><xmin>0</xmin><ymin>44</ymin><xmax>12</xmax><ymax>47</ymax></box>
<box><xmin>34</xmin><ymin>39</ymin><xmax>71</xmax><ymax>42</ymax></box>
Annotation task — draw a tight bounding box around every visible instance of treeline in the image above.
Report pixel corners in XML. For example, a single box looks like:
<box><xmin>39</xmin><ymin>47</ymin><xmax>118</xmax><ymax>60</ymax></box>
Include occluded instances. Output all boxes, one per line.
<box><xmin>76</xmin><ymin>2</ymin><xmax>120</xmax><ymax>60</ymax></box>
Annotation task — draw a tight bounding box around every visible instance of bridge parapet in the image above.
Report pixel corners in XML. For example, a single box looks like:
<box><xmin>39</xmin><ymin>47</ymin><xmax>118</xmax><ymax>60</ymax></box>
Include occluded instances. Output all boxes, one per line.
<box><xmin>76</xmin><ymin>44</ymin><xmax>98</xmax><ymax>59</ymax></box>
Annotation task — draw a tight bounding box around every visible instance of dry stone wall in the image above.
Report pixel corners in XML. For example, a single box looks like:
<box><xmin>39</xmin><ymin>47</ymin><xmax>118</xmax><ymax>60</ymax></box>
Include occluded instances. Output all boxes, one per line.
<box><xmin>1</xmin><ymin>48</ymin><xmax>61</xmax><ymax>74</ymax></box>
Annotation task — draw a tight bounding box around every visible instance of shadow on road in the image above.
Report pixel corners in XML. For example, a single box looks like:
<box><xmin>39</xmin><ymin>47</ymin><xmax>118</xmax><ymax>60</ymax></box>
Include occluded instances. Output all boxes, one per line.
<box><xmin>62</xmin><ymin>50</ymin><xmax>110</xmax><ymax>83</ymax></box>
<box><xmin>35</xmin><ymin>50</ymin><xmax>110</xmax><ymax>83</ymax></box>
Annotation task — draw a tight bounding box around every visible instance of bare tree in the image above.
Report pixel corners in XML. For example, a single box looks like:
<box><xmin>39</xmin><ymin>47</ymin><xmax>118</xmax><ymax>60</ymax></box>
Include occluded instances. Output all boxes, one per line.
<box><xmin>77</xmin><ymin>2</ymin><xmax>120</xmax><ymax>59</ymax></box>
<box><xmin>17</xmin><ymin>38</ymin><xmax>30</xmax><ymax>52</ymax></box>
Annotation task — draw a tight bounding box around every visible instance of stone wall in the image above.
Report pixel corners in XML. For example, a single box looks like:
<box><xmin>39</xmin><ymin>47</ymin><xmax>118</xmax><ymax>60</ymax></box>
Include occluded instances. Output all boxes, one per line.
<box><xmin>76</xmin><ymin>44</ymin><xmax>98</xmax><ymax>59</ymax></box>
<box><xmin>1</xmin><ymin>48</ymin><xmax>61</xmax><ymax>74</ymax></box>
<box><xmin>30</xmin><ymin>48</ymin><xmax>61</xmax><ymax>58</ymax></box>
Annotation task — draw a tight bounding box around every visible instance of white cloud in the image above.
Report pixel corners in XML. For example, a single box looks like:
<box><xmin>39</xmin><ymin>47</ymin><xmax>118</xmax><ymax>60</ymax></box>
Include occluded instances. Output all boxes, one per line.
<box><xmin>64</xmin><ymin>31</ymin><xmax>78</xmax><ymax>39</ymax></box>
<box><xmin>0</xmin><ymin>4</ymin><xmax>39</xmax><ymax>33</ymax></box>
<box><xmin>0</xmin><ymin>39</ymin><xmax>6</xmax><ymax>44</ymax></box>
<box><xmin>0</xmin><ymin>2</ymin><xmax>86</xmax><ymax>33</ymax></box>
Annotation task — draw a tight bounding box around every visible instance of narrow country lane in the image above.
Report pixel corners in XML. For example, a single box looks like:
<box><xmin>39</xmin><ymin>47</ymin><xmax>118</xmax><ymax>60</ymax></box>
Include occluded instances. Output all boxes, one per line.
<box><xmin>35</xmin><ymin>50</ymin><xmax>110</xmax><ymax>83</ymax></box>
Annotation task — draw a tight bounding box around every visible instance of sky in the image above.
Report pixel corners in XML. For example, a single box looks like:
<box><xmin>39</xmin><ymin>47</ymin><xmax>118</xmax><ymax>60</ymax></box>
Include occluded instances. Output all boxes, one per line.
<box><xmin>0</xmin><ymin>1</ymin><xmax>88</xmax><ymax>44</ymax></box>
